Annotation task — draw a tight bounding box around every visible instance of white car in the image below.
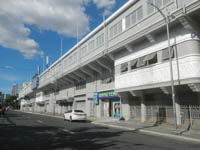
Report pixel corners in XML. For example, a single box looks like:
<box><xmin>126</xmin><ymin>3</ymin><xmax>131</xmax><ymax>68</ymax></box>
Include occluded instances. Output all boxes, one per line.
<box><xmin>64</xmin><ymin>109</ymin><xmax>87</xmax><ymax>122</ymax></box>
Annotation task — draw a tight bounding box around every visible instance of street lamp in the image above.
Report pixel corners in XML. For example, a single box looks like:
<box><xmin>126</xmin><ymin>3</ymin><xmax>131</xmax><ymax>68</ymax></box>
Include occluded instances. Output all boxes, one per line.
<box><xmin>147</xmin><ymin>1</ymin><xmax>177</xmax><ymax>130</ymax></box>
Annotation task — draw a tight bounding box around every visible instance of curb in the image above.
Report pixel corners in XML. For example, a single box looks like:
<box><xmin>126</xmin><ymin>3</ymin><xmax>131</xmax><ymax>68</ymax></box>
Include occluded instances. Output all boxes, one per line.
<box><xmin>15</xmin><ymin>110</ymin><xmax>64</xmax><ymax>119</ymax></box>
<box><xmin>92</xmin><ymin>122</ymin><xmax>200</xmax><ymax>143</ymax></box>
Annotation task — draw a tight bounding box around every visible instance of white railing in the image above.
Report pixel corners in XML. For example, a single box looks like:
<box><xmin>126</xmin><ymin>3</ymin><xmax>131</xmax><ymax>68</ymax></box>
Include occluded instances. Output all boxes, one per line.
<box><xmin>130</xmin><ymin>105</ymin><xmax>200</xmax><ymax>124</ymax></box>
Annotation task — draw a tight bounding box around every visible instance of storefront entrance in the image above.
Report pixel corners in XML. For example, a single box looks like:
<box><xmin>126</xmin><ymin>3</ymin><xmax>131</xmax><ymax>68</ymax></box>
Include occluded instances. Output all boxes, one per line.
<box><xmin>102</xmin><ymin>99</ymin><xmax>120</xmax><ymax>117</ymax></box>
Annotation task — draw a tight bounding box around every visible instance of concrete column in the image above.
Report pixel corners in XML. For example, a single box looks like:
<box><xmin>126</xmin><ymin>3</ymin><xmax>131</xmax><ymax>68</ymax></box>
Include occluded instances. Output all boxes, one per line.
<box><xmin>197</xmin><ymin>93</ymin><xmax>200</xmax><ymax>105</ymax></box>
<box><xmin>141</xmin><ymin>94</ymin><xmax>147</xmax><ymax>122</ymax></box>
<box><xmin>120</xmin><ymin>92</ymin><xmax>131</xmax><ymax>120</ymax></box>
<box><xmin>175</xmin><ymin>92</ymin><xmax>181</xmax><ymax>125</ymax></box>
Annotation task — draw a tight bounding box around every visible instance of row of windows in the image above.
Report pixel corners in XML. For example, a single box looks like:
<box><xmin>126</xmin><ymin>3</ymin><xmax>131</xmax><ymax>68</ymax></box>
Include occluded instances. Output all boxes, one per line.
<box><xmin>75</xmin><ymin>82</ymin><xmax>86</xmax><ymax>90</ymax></box>
<box><xmin>96</xmin><ymin>33</ymin><xmax>104</xmax><ymax>48</ymax></box>
<box><xmin>147</xmin><ymin>0</ymin><xmax>171</xmax><ymax>14</ymax></box>
<box><xmin>80</xmin><ymin>33</ymin><xmax>104</xmax><ymax>58</ymax></box>
<box><xmin>101</xmin><ymin>77</ymin><xmax>114</xmax><ymax>84</ymax></box>
<box><xmin>88</xmin><ymin>40</ymin><xmax>95</xmax><ymax>51</ymax></box>
<box><xmin>126</xmin><ymin>6</ymin><xmax>143</xmax><ymax>29</ymax></box>
<box><xmin>109</xmin><ymin>20</ymin><xmax>122</xmax><ymax>39</ymax></box>
<box><xmin>64</xmin><ymin>51</ymin><xmax>78</xmax><ymax>67</ymax></box>
<box><xmin>43</xmin><ymin>1</ymin><xmax>172</xmax><ymax>78</ymax></box>
<box><xmin>120</xmin><ymin>47</ymin><xmax>175</xmax><ymax>73</ymax></box>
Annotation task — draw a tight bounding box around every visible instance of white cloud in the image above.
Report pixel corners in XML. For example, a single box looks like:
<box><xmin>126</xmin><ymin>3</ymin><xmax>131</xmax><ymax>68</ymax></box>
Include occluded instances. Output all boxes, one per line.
<box><xmin>93</xmin><ymin>0</ymin><xmax>116</xmax><ymax>16</ymax></box>
<box><xmin>0</xmin><ymin>73</ymin><xmax>20</xmax><ymax>81</ymax></box>
<box><xmin>0</xmin><ymin>0</ymin><xmax>90</xmax><ymax>59</ymax></box>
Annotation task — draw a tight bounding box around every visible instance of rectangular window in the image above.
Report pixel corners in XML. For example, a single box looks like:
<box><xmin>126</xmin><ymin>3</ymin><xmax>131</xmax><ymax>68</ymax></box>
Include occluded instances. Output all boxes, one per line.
<box><xmin>163</xmin><ymin>0</ymin><xmax>171</xmax><ymax>5</ymax></box>
<box><xmin>110</xmin><ymin>27</ymin><xmax>113</xmax><ymax>39</ymax></box>
<box><xmin>75</xmin><ymin>81</ymin><xmax>86</xmax><ymax>90</ymax></box>
<box><xmin>118</xmin><ymin>21</ymin><xmax>122</xmax><ymax>34</ymax></box>
<box><xmin>109</xmin><ymin>20</ymin><xmax>122</xmax><ymax>39</ymax></box>
<box><xmin>155</xmin><ymin>0</ymin><xmax>162</xmax><ymax>8</ymax></box>
<box><xmin>137</xmin><ymin>6</ymin><xmax>143</xmax><ymax>21</ymax></box>
<box><xmin>121</xmin><ymin>63</ymin><xmax>128</xmax><ymax>73</ymax></box>
<box><xmin>136</xmin><ymin>56</ymin><xmax>147</xmax><ymax>68</ymax></box>
<box><xmin>88</xmin><ymin>40</ymin><xmax>95</xmax><ymax>51</ymax></box>
<box><xmin>126</xmin><ymin>15</ymin><xmax>131</xmax><ymax>28</ymax></box>
<box><xmin>147</xmin><ymin>0</ymin><xmax>154</xmax><ymax>14</ymax></box>
<box><xmin>131</xmin><ymin>11</ymin><xmax>137</xmax><ymax>25</ymax></box>
<box><xmin>81</xmin><ymin>46</ymin><xmax>87</xmax><ymax>57</ymax></box>
<box><xmin>146</xmin><ymin>52</ymin><xmax>157</xmax><ymax>65</ymax></box>
<box><xmin>130</xmin><ymin>59</ymin><xmax>137</xmax><ymax>70</ymax></box>
<box><xmin>162</xmin><ymin>47</ymin><xmax>174</xmax><ymax>61</ymax></box>
<box><xmin>96</xmin><ymin>34</ymin><xmax>104</xmax><ymax>48</ymax></box>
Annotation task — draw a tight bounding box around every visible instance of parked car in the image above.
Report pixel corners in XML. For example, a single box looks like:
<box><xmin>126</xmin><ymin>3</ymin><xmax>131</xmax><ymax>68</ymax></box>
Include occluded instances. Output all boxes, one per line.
<box><xmin>64</xmin><ymin>109</ymin><xmax>87</xmax><ymax>122</ymax></box>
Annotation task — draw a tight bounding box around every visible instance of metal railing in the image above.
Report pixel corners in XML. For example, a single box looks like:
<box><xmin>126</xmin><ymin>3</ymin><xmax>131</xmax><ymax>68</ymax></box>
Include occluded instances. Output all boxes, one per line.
<box><xmin>130</xmin><ymin>105</ymin><xmax>200</xmax><ymax>124</ymax></box>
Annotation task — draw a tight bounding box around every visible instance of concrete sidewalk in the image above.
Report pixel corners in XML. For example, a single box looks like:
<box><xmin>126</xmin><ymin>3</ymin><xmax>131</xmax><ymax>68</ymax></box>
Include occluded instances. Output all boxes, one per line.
<box><xmin>91</xmin><ymin>118</ymin><xmax>200</xmax><ymax>143</ymax></box>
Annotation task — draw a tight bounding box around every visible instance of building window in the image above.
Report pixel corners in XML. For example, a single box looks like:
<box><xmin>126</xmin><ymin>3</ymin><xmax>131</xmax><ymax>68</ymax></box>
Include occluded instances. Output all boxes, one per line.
<box><xmin>73</xmin><ymin>52</ymin><xmax>78</xmax><ymax>63</ymax></box>
<box><xmin>81</xmin><ymin>46</ymin><xmax>87</xmax><ymax>57</ymax></box>
<box><xmin>130</xmin><ymin>59</ymin><xmax>137</xmax><ymax>70</ymax></box>
<box><xmin>125</xmin><ymin>6</ymin><xmax>143</xmax><ymax>29</ymax></box>
<box><xmin>126</xmin><ymin>15</ymin><xmax>131</xmax><ymax>29</ymax></box>
<box><xmin>147</xmin><ymin>0</ymin><xmax>171</xmax><ymax>15</ymax></box>
<box><xmin>136</xmin><ymin>56</ymin><xmax>147</xmax><ymax>68</ymax></box>
<box><xmin>162</xmin><ymin>47</ymin><xmax>174</xmax><ymax>61</ymax></box>
<box><xmin>101</xmin><ymin>77</ymin><xmax>114</xmax><ymax>84</ymax></box>
<box><xmin>88</xmin><ymin>40</ymin><xmax>95</xmax><ymax>52</ymax></box>
<box><xmin>121</xmin><ymin>62</ymin><xmax>128</xmax><ymax>73</ymax></box>
<box><xmin>75</xmin><ymin>81</ymin><xmax>86</xmax><ymax>90</ymax></box>
<box><xmin>146</xmin><ymin>52</ymin><xmax>158</xmax><ymax>65</ymax></box>
<box><xmin>96</xmin><ymin>34</ymin><xmax>104</xmax><ymax>48</ymax></box>
<box><xmin>147</xmin><ymin>0</ymin><xmax>154</xmax><ymax>14</ymax></box>
<box><xmin>137</xmin><ymin>7</ymin><xmax>143</xmax><ymax>21</ymax></box>
<box><xmin>109</xmin><ymin>20</ymin><xmax>122</xmax><ymax>39</ymax></box>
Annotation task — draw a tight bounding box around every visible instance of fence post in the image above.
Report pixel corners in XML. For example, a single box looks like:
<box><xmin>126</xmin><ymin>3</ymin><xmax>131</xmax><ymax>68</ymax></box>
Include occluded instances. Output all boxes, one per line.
<box><xmin>151</xmin><ymin>106</ymin><xmax>153</xmax><ymax>122</ymax></box>
<box><xmin>189</xmin><ymin>105</ymin><xmax>192</xmax><ymax>125</ymax></box>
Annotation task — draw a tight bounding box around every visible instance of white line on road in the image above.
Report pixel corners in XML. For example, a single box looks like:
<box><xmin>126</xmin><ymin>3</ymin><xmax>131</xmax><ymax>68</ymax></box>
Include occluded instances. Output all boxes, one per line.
<box><xmin>61</xmin><ymin>129</ymin><xmax>75</xmax><ymax>135</ymax></box>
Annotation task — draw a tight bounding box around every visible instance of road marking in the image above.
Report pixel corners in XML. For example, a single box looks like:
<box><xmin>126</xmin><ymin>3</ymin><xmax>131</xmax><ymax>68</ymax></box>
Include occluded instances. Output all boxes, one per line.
<box><xmin>61</xmin><ymin>129</ymin><xmax>75</xmax><ymax>135</ymax></box>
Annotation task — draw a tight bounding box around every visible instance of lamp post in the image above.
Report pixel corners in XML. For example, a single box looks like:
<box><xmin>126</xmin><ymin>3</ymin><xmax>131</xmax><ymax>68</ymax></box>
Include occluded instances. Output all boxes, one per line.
<box><xmin>147</xmin><ymin>2</ymin><xmax>177</xmax><ymax>130</ymax></box>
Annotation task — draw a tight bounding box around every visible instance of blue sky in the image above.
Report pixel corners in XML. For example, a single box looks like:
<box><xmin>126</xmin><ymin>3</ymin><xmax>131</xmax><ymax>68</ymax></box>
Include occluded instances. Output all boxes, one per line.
<box><xmin>0</xmin><ymin>0</ymin><xmax>128</xmax><ymax>94</ymax></box>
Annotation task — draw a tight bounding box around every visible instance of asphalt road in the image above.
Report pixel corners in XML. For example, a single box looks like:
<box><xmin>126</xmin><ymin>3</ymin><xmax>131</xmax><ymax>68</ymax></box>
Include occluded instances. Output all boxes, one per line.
<box><xmin>0</xmin><ymin>111</ymin><xmax>199</xmax><ymax>150</ymax></box>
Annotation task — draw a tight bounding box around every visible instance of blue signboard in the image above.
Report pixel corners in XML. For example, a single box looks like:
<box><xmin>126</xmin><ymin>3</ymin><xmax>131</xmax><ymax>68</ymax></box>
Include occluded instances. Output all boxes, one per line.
<box><xmin>93</xmin><ymin>92</ymin><xmax>99</xmax><ymax>104</ymax></box>
<box><xmin>98</xmin><ymin>91</ymin><xmax>118</xmax><ymax>99</ymax></box>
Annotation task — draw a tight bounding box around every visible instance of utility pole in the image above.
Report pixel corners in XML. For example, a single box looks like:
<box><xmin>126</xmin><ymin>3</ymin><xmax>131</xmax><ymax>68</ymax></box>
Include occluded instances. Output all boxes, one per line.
<box><xmin>147</xmin><ymin>1</ymin><xmax>177</xmax><ymax>130</ymax></box>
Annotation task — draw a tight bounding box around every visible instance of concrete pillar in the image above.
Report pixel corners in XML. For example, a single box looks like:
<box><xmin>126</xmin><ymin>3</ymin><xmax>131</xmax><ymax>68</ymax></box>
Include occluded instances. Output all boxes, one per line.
<box><xmin>175</xmin><ymin>92</ymin><xmax>181</xmax><ymax>126</ymax></box>
<box><xmin>141</xmin><ymin>94</ymin><xmax>147</xmax><ymax>122</ymax></box>
<box><xmin>197</xmin><ymin>93</ymin><xmax>200</xmax><ymax>105</ymax></box>
<box><xmin>120</xmin><ymin>92</ymin><xmax>131</xmax><ymax>120</ymax></box>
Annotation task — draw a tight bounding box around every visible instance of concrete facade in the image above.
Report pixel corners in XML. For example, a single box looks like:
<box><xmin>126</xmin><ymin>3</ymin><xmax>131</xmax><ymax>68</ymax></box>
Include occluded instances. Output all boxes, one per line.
<box><xmin>19</xmin><ymin>0</ymin><xmax>200</xmax><ymax>125</ymax></box>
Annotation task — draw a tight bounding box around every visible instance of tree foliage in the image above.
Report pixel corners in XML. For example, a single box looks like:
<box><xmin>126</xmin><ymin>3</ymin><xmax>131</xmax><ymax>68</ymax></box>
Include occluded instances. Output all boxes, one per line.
<box><xmin>3</xmin><ymin>95</ymin><xmax>19</xmax><ymax>109</ymax></box>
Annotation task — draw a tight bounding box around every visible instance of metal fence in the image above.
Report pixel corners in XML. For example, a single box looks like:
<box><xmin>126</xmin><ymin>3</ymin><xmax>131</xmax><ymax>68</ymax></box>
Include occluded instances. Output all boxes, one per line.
<box><xmin>130</xmin><ymin>105</ymin><xmax>200</xmax><ymax>124</ymax></box>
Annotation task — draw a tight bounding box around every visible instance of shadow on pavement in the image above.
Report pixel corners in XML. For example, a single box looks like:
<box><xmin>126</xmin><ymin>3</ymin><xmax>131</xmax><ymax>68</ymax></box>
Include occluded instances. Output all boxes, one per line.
<box><xmin>0</xmin><ymin>124</ymin><xmax>125</xmax><ymax>150</ymax></box>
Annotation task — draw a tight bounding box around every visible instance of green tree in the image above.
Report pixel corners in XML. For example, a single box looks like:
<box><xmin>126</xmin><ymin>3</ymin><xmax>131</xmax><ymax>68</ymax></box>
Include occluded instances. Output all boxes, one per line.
<box><xmin>4</xmin><ymin>95</ymin><xmax>18</xmax><ymax>109</ymax></box>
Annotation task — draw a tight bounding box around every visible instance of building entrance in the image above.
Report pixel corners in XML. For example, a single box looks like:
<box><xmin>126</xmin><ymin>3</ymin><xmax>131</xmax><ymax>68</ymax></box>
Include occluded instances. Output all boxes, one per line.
<box><xmin>102</xmin><ymin>99</ymin><xmax>120</xmax><ymax>117</ymax></box>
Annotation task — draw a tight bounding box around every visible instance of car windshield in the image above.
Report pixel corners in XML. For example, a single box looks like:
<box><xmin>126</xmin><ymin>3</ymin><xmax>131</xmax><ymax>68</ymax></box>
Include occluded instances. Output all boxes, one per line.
<box><xmin>74</xmin><ymin>110</ymin><xmax>84</xmax><ymax>113</ymax></box>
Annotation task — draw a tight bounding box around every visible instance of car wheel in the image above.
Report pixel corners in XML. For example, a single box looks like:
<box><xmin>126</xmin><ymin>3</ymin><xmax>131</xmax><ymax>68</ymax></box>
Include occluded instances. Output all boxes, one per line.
<box><xmin>70</xmin><ymin>116</ymin><xmax>72</xmax><ymax>122</ymax></box>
